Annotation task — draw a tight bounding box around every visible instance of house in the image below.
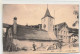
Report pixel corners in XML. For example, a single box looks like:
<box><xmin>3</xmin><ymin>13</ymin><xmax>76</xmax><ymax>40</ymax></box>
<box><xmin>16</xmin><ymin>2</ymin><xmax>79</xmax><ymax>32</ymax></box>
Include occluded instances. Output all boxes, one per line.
<box><xmin>69</xmin><ymin>34</ymin><xmax>78</xmax><ymax>43</ymax></box>
<box><xmin>68</xmin><ymin>28</ymin><xmax>79</xmax><ymax>44</ymax></box>
<box><xmin>55</xmin><ymin>22</ymin><xmax>70</xmax><ymax>43</ymax></box>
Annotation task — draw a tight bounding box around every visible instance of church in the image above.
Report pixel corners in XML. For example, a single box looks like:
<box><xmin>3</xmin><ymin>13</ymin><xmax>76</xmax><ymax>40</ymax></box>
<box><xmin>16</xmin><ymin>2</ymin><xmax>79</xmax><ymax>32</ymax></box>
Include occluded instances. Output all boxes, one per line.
<box><xmin>3</xmin><ymin>6</ymin><xmax>60</xmax><ymax>51</ymax></box>
<box><xmin>3</xmin><ymin>6</ymin><xmax>78</xmax><ymax>51</ymax></box>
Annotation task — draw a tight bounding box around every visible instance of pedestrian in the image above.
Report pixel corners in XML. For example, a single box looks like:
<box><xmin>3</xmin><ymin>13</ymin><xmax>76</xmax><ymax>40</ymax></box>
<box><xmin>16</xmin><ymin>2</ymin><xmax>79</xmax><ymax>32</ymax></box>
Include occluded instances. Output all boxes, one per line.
<box><xmin>32</xmin><ymin>42</ymin><xmax>36</xmax><ymax>51</ymax></box>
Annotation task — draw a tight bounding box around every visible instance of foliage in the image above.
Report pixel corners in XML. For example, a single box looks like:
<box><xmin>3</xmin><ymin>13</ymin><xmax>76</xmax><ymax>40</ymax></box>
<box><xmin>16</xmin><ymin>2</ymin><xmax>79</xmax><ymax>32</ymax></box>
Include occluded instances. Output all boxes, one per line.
<box><xmin>73</xmin><ymin>10</ymin><xmax>79</xmax><ymax>26</ymax></box>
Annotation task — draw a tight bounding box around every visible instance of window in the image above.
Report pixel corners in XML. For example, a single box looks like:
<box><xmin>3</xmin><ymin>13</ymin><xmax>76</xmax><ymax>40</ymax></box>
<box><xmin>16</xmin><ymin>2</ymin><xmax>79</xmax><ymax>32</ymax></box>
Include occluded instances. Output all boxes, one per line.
<box><xmin>66</xmin><ymin>32</ymin><xmax>67</xmax><ymax>35</ymax></box>
<box><xmin>61</xmin><ymin>36</ymin><xmax>62</xmax><ymax>38</ymax></box>
<box><xmin>64</xmin><ymin>36</ymin><xmax>65</xmax><ymax>38</ymax></box>
<box><xmin>64</xmin><ymin>31</ymin><xmax>65</xmax><ymax>34</ymax></box>
<box><xmin>61</xmin><ymin>30</ymin><xmax>62</xmax><ymax>34</ymax></box>
<box><xmin>43</xmin><ymin>24</ymin><xmax>46</xmax><ymax>29</ymax></box>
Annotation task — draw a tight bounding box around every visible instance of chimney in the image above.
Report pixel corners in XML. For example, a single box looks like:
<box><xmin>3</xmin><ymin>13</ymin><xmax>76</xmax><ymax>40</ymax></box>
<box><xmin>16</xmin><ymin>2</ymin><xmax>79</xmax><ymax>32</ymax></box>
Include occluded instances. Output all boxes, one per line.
<box><xmin>13</xmin><ymin>17</ymin><xmax>17</xmax><ymax>35</ymax></box>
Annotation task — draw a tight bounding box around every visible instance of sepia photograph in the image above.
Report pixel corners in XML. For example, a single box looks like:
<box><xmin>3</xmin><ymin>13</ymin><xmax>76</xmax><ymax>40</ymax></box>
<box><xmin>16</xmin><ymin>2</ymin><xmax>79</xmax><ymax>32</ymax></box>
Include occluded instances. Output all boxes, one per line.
<box><xmin>2</xmin><ymin>4</ymin><xmax>79</xmax><ymax>54</ymax></box>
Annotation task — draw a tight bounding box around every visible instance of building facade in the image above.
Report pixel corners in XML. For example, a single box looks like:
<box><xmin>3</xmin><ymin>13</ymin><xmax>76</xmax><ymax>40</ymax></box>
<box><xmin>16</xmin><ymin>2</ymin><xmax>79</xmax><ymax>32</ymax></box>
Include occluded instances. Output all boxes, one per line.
<box><xmin>55</xmin><ymin>22</ymin><xmax>70</xmax><ymax>43</ymax></box>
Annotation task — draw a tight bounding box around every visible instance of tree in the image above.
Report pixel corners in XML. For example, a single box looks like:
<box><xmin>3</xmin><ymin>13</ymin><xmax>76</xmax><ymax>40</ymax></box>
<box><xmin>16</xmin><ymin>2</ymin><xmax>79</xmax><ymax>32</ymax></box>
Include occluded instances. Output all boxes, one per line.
<box><xmin>73</xmin><ymin>10</ymin><xmax>79</xmax><ymax>26</ymax></box>
<box><xmin>72</xmin><ymin>39</ymin><xmax>77</xmax><ymax>43</ymax></box>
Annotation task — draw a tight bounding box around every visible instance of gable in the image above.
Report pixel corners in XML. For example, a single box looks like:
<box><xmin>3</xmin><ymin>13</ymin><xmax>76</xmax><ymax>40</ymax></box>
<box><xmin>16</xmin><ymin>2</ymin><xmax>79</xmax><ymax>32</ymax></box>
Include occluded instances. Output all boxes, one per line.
<box><xmin>55</xmin><ymin>22</ymin><xmax>68</xmax><ymax>31</ymax></box>
<box><xmin>60</xmin><ymin>25</ymin><xmax>69</xmax><ymax>32</ymax></box>
<box><xmin>58</xmin><ymin>25</ymin><xmax>69</xmax><ymax>35</ymax></box>
<box><xmin>54</xmin><ymin>22</ymin><xmax>69</xmax><ymax>36</ymax></box>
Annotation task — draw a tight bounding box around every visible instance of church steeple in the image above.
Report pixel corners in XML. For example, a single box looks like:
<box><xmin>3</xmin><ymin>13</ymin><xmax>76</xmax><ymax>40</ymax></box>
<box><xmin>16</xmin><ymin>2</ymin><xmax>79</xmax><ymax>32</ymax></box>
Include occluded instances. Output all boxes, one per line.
<box><xmin>42</xmin><ymin>4</ymin><xmax>54</xmax><ymax>19</ymax></box>
<box><xmin>41</xmin><ymin>4</ymin><xmax>56</xmax><ymax>40</ymax></box>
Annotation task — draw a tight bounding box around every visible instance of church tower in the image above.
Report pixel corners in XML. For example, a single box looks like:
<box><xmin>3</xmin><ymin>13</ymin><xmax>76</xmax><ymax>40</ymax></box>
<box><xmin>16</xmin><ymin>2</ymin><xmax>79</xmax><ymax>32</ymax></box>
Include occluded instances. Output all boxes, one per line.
<box><xmin>41</xmin><ymin>5</ymin><xmax>56</xmax><ymax>40</ymax></box>
<box><xmin>41</xmin><ymin>5</ymin><xmax>54</xmax><ymax>32</ymax></box>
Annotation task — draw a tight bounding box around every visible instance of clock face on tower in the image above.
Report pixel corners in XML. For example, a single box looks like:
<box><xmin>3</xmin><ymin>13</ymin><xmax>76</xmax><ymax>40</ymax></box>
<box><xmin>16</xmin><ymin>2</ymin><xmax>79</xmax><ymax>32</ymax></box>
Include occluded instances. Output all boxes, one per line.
<box><xmin>43</xmin><ymin>24</ymin><xmax>46</xmax><ymax>29</ymax></box>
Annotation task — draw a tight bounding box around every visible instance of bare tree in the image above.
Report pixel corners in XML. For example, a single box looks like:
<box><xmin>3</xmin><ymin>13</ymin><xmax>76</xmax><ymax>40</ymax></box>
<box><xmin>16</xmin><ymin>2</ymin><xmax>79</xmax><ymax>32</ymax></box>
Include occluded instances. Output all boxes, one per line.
<box><xmin>73</xmin><ymin>10</ymin><xmax>79</xmax><ymax>26</ymax></box>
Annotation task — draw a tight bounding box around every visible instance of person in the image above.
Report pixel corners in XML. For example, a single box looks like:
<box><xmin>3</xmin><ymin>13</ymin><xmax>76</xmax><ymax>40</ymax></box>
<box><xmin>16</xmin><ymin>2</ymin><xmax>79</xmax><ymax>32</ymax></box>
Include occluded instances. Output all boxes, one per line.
<box><xmin>53</xmin><ymin>44</ymin><xmax>56</xmax><ymax>49</ymax></box>
<box><xmin>58</xmin><ymin>40</ymin><xmax>63</xmax><ymax>50</ymax></box>
<box><xmin>32</xmin><ymin>42</ymin><xmax>36</xmax><ymax>51</ymax></box>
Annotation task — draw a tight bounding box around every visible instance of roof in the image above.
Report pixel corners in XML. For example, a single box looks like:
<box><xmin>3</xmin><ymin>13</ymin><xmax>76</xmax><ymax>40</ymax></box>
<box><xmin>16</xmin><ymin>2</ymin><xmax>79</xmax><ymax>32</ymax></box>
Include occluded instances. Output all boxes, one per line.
<box><xmin>54</xmin><ymin>22</ymin><xmax>78</xmax><ymax>36</ymax></box>
<box><xmin>15</xmin><ymin>25</ymin><xmax>57</xmax><ymax>41</ymax></box>
<box><xmin>3</xmin><ymin>22</ymin><xmax>78</xmax><ymax>41</ymax></box>
<box><xmin>3</xmin><ymin>23</ymin><xmax>11</xmax><ymax>28</ymax></box>
<box><xmin>71</xmin><ymin>33</ymin><xmax>78</xmax><ymax>36</ymax></box>
<box><xmin>69</xmin><ymin>33</ymin><xmax>78</xmax><ymax>38</ymax></box>
<box><xmin>3</xmin><ymin>23</ymin><xmax>57</xmax><ymax>41</ymax></box>
<box><xmin>42</xmin><ymin>8</ymin><xmax>54</xmax><ymax>19</ymax></box>
<box><xmin>68</xmin><ymin>27</ymin><xmax>78</xmax><ymax>34</ymax></box>
<box><xmin>55</xmin><ymin>22</ymin><xmax>68</xmax><ymax>31</ymax></box>
<box><xmin>54</xmin><ymin>22</ymin><xmax>69</xmax><ymax>36</ymax></box>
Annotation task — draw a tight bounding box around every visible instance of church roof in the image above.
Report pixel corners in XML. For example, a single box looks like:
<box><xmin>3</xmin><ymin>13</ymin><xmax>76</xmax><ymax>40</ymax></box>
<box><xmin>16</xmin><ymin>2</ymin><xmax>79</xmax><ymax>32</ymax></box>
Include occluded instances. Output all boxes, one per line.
<box><xmin>15</xmin><ymin>25</ymin><xmax>57</xmax><ymax>41</ymax></box>
<box><xmin>3</xmin><ymin>22</ymin><xmax>78</xmax><ymax>41</ymax></box>
<box><xmin>42</xmin><ymin>8</ymin><xmax>54</xmax><ymax>19</ymax></box>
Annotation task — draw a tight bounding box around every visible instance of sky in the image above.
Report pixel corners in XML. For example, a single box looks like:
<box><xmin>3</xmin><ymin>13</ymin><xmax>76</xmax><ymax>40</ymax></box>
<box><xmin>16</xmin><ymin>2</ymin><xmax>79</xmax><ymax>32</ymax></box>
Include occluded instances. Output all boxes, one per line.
<box><xmin>3</xmin><ymin>4</ymin><xmax>79</xmax><ymax>28</ymax></box>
